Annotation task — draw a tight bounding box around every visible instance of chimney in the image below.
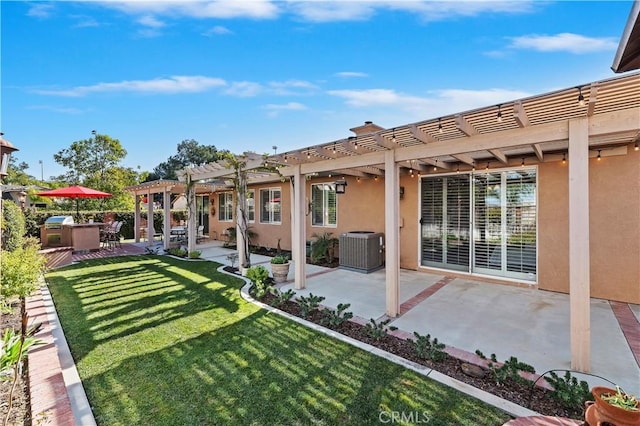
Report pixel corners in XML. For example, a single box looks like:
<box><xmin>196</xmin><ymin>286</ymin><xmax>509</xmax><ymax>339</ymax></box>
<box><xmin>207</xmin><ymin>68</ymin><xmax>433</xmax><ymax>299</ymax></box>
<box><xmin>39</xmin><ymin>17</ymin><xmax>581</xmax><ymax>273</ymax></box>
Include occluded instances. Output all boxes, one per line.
<box><xmin>349</xmin><ymin>121</ymin><xmax>385</xmax><ymax>136</ymax></box>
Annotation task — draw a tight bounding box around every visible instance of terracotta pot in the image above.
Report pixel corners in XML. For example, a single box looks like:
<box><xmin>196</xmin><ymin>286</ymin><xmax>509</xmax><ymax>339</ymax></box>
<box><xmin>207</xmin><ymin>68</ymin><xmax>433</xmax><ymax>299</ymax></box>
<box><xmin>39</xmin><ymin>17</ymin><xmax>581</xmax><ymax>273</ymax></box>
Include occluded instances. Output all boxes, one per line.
<box><xmin>271</xmin><ymin>262</ymin><xmax>290</xmax><ymax>283</ymax></box>
<box><xmin>588</xmin><ymin>386</ymin><xmax>640</xmax><ymax>426</ymax></box>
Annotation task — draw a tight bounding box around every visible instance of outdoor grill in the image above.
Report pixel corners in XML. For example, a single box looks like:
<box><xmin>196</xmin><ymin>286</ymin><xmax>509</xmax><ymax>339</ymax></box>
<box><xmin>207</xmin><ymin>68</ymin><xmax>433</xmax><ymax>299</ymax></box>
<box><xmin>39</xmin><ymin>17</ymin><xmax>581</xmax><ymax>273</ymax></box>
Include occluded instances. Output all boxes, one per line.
<box><xmin>42</xmin><ymin>215</ymin><xmax>74</xmax><ymax>246</ymax></box>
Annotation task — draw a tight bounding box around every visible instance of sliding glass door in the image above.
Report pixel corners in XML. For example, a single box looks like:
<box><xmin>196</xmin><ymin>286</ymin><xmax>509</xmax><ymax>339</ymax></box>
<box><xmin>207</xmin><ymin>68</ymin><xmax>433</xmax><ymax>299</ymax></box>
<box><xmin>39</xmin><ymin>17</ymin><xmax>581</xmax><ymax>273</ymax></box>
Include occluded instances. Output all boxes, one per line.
<box><xmin>420</xmin><ymin>168</ymin><xmax>537</xmax><ymax>281</ymax></box>
<box><xmin>420</xmin><ymin>175</ymin><xmax>470</xmax><ymax>272</ymax></box>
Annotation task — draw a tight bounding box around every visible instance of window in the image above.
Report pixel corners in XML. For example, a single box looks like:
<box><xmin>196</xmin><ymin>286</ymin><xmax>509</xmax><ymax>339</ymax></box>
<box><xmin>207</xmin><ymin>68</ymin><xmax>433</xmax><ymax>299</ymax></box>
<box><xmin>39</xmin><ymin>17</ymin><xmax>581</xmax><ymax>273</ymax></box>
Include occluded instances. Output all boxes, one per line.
<box><xmin>246</xmin><ymin>190</ymin><xmax>255</xmax><ymax>223</ymax></box>
<box><xmin>260</xmin><ymin>188</ymin><xmax>281</xmax><ymax>224</ymax></box>
<box><xmin>311</xmin><ymin>183</ymin><xmax>337</xmax><ymax>227</ymax></box>
<box><xmin>218</xmin><ymin>192</ymin><xmax>233</xmax><ymax>222</ymax></box>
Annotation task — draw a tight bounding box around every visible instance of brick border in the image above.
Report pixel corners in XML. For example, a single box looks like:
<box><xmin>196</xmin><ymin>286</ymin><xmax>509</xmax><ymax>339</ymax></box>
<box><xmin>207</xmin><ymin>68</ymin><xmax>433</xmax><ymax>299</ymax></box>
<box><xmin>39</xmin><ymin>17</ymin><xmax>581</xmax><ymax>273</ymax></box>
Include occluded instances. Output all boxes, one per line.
<box><xmin>610</xmin><ymin>301</ymin><xmax>640</xmax><ymax>368</ymax></box>
<box><xmin>26</xmin><ymin>288</ymin><xmax>75</xmax><ymax>425</ymax></box>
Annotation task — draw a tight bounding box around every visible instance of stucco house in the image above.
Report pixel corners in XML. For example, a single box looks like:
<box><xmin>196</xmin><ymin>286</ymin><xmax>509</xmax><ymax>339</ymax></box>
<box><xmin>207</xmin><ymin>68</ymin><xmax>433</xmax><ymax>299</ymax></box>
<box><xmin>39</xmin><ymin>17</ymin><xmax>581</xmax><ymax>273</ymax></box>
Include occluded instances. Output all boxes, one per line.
<box><xmin>128</xmin><ymin>2</ymin><xmax>640</xmax><ymax>373</ymax></box>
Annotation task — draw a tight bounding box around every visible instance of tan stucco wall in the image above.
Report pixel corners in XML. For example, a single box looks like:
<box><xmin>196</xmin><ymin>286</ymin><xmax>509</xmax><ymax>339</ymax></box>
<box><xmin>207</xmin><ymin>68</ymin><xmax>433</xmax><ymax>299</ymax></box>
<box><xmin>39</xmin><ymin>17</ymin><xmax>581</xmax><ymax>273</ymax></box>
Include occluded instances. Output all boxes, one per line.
<box><xmin>208</xmin><ymin>151</ymin><xmax>640</xmax><ymax>303</ymax></box>
<box><xmin>538</xmin><ymin>150</ymin><xmax>640</xmax><ymax>304</ymax></box>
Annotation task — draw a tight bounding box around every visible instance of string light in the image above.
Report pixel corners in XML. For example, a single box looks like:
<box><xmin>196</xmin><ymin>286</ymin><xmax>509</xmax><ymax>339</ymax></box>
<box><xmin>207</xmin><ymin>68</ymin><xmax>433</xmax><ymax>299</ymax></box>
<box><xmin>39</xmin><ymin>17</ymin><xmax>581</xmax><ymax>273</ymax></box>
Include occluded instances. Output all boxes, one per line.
<box><xmin>472</xmin><ymin>161</ymin><xmax>476</xmax><ymax>171</ymax></box>
<box><xmin>496</xmin><ymin>104</ymin><xmax>503</xmax><ymax>123</ymax></box>
<box><xmin>597</xmin><ymin>150</ymin><xmax>601</xmax><ymax>161</ymax></box>
<box><xmin>284</xmin><ymin>155</ymin><xmax>288</xmax><ymax>163</ymax></box>
<box><xmin>433</xmin><ymin>159</ymin><xmax>437</xmax><ymax>171</ymax></box>
<box><xmin>307</xmin><ymin>150</ymin><xmax>310</xmax><ymax>159</ymax></box>
<box><xmin>521</xmin><ymin>157</ymin><xmax>525</xmax><ymax>167</ymax></box>
<box><xmin>562</xmin><ymin>153</ymin><xmax>566</xmax><ymax>164</ymax></box>
<box><xmin>486</xmin><ymin>161</ymin><xmax>490</xmax><ymax>170</ymax></box>
<box><xmin>635</xmin><ymin>141</ymin><xmax>639</xmax><ymax>151</ymax></box>
<box><xmin>374</xmin><ymin>176</ymin><xmax>378</xmax><ymax>181</ymax></box>
<box><xmin>354</xmin><ymin>140</ymin><xmax>358</xmax><ymax>149</ymax></box>
<box><xmin>456</xmin><ymin>164</ymin><xmax>460</xmax><ymax>174</ymax></box>
<box><xmin>438</xmin><ymin>118</ymin><xmax>443</xmax><ymax>134</ymax></box>
<box><xmin>577</xmin><ymin>86</ymin><xmax>585</xmax><ymax>106</ymax></box>
<box><xmin>392</xmin><ymin>128</ymin><xmax>396</xmax><ymax>143</ymax></box>
<box><xmin>332</xmin><ymin>142</ymin><xmax>336</xmax><ymax>154</ymax></box>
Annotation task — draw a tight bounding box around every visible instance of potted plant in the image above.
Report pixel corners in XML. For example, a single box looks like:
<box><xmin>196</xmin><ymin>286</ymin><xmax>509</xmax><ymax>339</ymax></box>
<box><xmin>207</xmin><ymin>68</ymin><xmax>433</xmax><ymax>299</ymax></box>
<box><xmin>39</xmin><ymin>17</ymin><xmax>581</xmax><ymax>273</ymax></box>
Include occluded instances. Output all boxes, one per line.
<box><xmin>585</xmin><ymin>386</ymin><xmax>639</xmax><ymax>426</ymax></box>
<box><xmin>270</xmin><ymin>255</ymin><xmax>290</xmax><ymax>283</ymax></box>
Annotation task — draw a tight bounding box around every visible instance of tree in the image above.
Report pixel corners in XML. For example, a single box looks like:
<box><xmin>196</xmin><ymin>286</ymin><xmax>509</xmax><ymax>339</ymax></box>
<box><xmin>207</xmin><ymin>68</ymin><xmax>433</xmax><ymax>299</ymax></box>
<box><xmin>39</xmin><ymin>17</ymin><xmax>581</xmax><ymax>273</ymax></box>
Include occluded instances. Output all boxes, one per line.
<box><xmin>148</xmin><ymin>139</ymin><xmax>227</xmax><ymax>181</ymax></box>
<box><xmin>54</xmin><ymin>133</ymin><xmax>127</xmax><ymax>184</ymax></box>
<box><xmin>5</xmin><ymin>157</ymin><xmax>35</xmax><ymax>186</ymax></box>
<box><xmin>52</xmin><ymin>133</ymin><xmax>139</xmax><ymax>210</ymax></box>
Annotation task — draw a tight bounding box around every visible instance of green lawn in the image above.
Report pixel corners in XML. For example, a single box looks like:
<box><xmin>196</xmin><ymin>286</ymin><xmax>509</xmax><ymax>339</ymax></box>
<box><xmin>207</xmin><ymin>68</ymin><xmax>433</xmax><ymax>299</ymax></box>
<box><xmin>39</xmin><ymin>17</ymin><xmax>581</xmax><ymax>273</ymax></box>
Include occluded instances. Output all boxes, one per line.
<box><xmin>47</xmin><ymin>256</ymin><xmax>510</xmax><ymax>425</ymax></box>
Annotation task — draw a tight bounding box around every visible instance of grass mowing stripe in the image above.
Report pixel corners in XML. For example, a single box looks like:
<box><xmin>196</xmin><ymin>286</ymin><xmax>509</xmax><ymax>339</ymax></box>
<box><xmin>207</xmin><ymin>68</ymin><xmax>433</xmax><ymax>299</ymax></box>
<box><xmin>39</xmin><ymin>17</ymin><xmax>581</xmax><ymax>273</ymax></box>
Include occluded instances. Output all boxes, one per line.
<box><xmin>47</xmin><ymin>255</ymin><xmax>510</xmax><ymax>426</ymax></box>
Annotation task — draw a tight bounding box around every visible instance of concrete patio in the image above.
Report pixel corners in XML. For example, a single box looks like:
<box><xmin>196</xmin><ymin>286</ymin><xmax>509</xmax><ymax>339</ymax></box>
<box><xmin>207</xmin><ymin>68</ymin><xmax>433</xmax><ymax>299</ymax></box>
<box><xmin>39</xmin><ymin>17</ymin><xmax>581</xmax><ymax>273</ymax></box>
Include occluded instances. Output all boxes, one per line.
<box><xmin>91</xmin><ymin>240</ymin><xmax>640</xmax><ymax>396</ymax></box>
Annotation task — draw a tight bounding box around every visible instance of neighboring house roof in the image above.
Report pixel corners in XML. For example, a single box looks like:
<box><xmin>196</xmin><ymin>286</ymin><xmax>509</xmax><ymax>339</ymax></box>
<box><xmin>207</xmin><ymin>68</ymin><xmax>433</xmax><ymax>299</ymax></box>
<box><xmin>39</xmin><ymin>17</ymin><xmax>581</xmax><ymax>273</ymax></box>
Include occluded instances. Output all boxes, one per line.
<box><xmin>124</xmin><ymin>179</ymin><xmax>220</xmax><ymax>195</ymax></box>
<box><xmin>613</xmin><ymin>1</ymin><xmax>640</xmax><ymax>72</ymax></box>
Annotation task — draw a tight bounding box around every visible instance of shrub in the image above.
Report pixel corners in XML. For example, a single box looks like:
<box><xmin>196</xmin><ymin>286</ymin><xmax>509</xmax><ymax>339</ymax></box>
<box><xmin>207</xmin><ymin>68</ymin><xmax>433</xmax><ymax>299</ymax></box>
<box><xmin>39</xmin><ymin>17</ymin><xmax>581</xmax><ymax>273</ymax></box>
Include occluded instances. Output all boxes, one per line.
<box><xmin>188</xmin><ymin>250</ymin><xmax>201</xmax><ymax>259</ymax></box>
<box><xmin>475</xmin><ymin>350</ymin><xmax>535</xmax><ymax>385</ymax></box>
<box><xmin>167</xmin><ymin>247</ymin><xmax>187</xmax><ymax>257</ymax></box>
<box><xmin>247</xmin><ymin>265</ymin><xmax>271</xmax><ymax>298</ymax></box>
<box><xmin>310</xmin><ymin>232</ymin><xmax>338</xmax><ymax>263</ymax></box>
<box><xmin>545</xmin><ymin>371</ymin><xmax>593</xmax><ymax>409</ymax></box>
<box><xmin>362</xmin><ymin>318</ymin><xmax>397</xmax><ymax>341</ymax></box>
<box><xmin>412</xmin><ymin>332</ymin><xmax>448</xmax><ymax>362</ymax></box>
<box><xmin>320</xmin><ymin>303</ymin><xmax>353</xmax><ymax>328</ymax></box>
<box><xmin>2</xmin><ymin>201</ymin><xmax>25</xmax><ymax>252</ymax></box>
<box><xmin>297</xmin><ymin>293</ymin><xmax>325</xmax><ymax>318</ymax></box>
<box><xmin>1</xmin><ymin>238</ymin><xmax>46</xmax><ymax>308</ymax></box>
<box><xmin>269</xmin><ymin>288</ymin><xmax>296</xmax><ymax>307</ymax></box>
<box><xmin>270</xmin><ymin>255</ymin><xmax>289</xmax><ymax>264</ymax></box>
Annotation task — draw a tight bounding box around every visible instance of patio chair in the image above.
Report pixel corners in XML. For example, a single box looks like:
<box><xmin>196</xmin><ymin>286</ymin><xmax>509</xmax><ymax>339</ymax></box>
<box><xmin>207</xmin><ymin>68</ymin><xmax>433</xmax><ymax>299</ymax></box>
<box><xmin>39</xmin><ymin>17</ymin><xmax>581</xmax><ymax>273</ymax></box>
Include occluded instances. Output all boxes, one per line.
<box><xmin>196</xmin><ymin>225</ymin><xmax>205</xmax><ymax>243</ymax></box>
<box><xmin>152</xmin><ymin>226</ymin><xmax>163</xmax><ymax>242</ymax></box>
<box><xmin>102</xmin><ymin>221</ymin><xmax>123</xmax><ymax>250</ymax></box>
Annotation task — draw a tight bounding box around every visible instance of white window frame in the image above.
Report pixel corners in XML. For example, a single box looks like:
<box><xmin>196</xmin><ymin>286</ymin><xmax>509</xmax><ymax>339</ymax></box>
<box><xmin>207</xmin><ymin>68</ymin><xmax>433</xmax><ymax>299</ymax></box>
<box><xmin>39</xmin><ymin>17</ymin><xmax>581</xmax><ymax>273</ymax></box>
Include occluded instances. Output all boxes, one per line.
<box><xmin>259</xmin><ymin>187</ymin><xmax>282</xmax><ymax>224</ymax></box>
<box><xmin>218</xmin><ymin>192</ymin><xmax>233</xmax><ymax>222</ymax></box>
<box><xmin>311</xmin><ymin>182</ymin><xmax>337</xmax><ymax>228</ymax></box>
<box><xmin>247</xmin><ymin>189</ymin><xmax>255</xmax><ymax>223</ymax></box>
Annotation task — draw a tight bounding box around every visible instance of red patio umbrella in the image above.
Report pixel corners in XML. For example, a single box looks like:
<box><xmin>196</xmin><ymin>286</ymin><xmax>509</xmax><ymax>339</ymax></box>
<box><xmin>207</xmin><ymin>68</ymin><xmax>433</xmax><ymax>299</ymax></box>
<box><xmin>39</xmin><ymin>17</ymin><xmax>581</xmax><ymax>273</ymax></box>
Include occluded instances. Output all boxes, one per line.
<box><xmin>37</xmin><ymin>185</ymin><xmax>112</xmax><ymax>216</ymax></box>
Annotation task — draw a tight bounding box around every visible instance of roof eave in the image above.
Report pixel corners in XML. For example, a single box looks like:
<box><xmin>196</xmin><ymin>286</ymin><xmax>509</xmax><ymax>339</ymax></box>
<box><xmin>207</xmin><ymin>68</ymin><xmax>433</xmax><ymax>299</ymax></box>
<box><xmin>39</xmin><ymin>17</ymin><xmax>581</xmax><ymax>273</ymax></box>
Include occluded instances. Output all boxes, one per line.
<box><xmin>612</xmin><ymin>1</ymin><xmax>640</xmax><ymax>73</ymax></box>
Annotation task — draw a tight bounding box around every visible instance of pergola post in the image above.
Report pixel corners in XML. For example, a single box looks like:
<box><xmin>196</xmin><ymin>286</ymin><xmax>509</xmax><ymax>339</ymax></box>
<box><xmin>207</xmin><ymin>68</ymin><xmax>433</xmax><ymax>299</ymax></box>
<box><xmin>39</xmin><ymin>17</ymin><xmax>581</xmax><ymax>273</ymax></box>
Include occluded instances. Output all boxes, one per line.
<box><xmin>187</xmin><ymin>179</ymin><xmax>197</xmax><ymax>254</ymax></box>
<box><xmin>163</xmin><ymin>189</ymin><xmax>171</xmax><ymax>250</ymax></box>
<box><xmin>134</xmin><ymin>195</ymin><xmax>141</xmax><ymax>242</ymax></box>
<box><xmin>384</xmin><ymin>150</ymin><xmax>400</xmax><ymax>317</ymax></box>
<box><xmin>569</xmin><ymin>117</ymin><xmax>591</xmax><ymax>372</ymax></box>
<box><xmin>146</xmin><ymin>189</ymin><xmax>154</xmax><ymax>247</ymax></box>
<box><xmin>292</xmin><ymin>166</ymin><xmax>306</xmax><ymax>290</ymax></box>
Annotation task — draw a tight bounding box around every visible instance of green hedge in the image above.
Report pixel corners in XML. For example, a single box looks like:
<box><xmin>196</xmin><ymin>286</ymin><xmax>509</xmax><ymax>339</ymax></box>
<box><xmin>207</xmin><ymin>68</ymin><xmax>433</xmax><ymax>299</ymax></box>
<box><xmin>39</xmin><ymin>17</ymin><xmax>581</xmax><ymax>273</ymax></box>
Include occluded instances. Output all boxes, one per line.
<box><xmin>27</xmin><ymin>209</ymin><xmax>188</xmax><ymax>240</ymax></box>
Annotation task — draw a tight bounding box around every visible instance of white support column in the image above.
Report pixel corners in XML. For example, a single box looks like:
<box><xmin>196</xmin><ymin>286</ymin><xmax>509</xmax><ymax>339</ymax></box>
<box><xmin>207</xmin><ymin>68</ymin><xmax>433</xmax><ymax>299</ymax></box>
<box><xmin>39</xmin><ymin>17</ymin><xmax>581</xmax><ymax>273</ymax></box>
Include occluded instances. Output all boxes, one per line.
<box><xmin>568</xmin><ymin>117</ymin><xmax>591</xmax><ymax>372</ymax></box>
<box><xmin>385</xmin><ymin>150</ymin><xmax>400</xmax><ymax>317</ymax></box>
<box><xmin>146</xmin><ymin>190</ymin><xmax>154</xmax><ymax>247</ymax></box>
<box><xmin>134</xmin><ymin>194</ymin><xmax>141</xmax><ymax>242</ymax></box>
<box><xmin>187</xmin><ymin>189</ymin><xmax>196</xmax><ymax>253</ymax></box>
<box><xmin>292</xmin><ymin>166</ymin><xmax>306</xmax><ymax>289</ymax></box>
<box><xmin>163</xmin><ymin>190</ymin><xmax>171</xmax><ymax>250</ymax></box>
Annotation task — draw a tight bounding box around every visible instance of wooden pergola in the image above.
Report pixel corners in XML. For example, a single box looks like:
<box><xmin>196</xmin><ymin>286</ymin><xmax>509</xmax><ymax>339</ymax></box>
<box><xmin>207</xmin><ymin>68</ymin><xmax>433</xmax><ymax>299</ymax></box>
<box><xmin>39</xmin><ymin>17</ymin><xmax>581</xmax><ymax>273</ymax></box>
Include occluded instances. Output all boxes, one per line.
<box><xmin>180</xmin><ymin>72</ymin><xmax>640</xmax><ymax>373</ymax></box>
<box><xmin>125</xmin><ymin>179</ymin><xmax>220</xmax><ymax>250</ymax></box>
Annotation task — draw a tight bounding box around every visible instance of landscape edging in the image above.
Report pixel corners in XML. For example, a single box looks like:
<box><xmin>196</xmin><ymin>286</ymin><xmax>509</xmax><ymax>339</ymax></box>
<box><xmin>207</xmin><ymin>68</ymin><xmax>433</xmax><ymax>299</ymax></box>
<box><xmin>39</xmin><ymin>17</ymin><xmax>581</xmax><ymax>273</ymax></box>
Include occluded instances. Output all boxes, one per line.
<box><xmin>225</xmin><ymin>265</ymin><xmax>539</xmax><ymax>420</ymax></box>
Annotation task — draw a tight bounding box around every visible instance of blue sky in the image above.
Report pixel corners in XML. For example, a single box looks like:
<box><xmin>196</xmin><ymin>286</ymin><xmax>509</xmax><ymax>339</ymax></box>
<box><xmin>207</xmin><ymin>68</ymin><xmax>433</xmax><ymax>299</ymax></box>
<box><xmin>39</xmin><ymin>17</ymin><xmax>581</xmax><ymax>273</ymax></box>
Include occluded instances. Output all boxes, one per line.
<box><xmin>1</xmin><ymin>1</ymin><xmax>633</xmax><ymax>180</ymax></box>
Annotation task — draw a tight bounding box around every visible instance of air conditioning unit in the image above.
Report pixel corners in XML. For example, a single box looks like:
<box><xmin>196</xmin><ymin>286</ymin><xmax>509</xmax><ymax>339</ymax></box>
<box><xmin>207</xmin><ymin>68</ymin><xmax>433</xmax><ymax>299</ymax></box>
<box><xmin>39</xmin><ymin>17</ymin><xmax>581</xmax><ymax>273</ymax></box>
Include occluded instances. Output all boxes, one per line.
<box><xmin>339</xmin><ymin>231</ymin><xmax>384</xmax><ymax>273</ymax></box>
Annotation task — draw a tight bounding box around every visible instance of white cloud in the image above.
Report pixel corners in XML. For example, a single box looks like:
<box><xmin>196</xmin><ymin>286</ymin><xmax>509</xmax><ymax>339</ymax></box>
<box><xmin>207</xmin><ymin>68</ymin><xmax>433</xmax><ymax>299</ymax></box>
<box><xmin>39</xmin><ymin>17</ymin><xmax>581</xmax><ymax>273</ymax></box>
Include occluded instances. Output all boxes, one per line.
<box><xmin>27</xmin><ymin>3</ymin><xmax>54</xmax><ymax>19</ymax></box>
<box><xmin>268</xmin><ymin>80</ymin><xmax>318</xmax><ymax>95</ymax></box>
<box><xmin>224</xmin><ymin>81</ymin><xmax>264</xmax><ymax>97</ymax></box>
<box><xmin>508</xmin><ymin>33</ymin><xmax>618</xmax><ymax>54</ymax></box>
<box><xmin>335</xmin><ymin>72</ymin><xmax>368</xmax><ymax>78</ymax></box>
<box><xmin>203</xmin><ymin>25</ymin><xmax>233</xmax><ymax>36</ymax></box>
<box><xmin>27</xmin><ymin>105</ymin><xmax>84</xmax><ymax>115</ymax></box>
<box><xmin>328</xmin><ymin>87</ymin><xmax>532</xmax><ymax>117</ymax></box>
<box><xmin>287</xmin><ymin>1</ymin><xmax>537</xmax><ymax>23</ymax></box>
<box><xmin>95</xmin><ymin>0</ymin><xmax>537</xmax><ymax>24</ymax></box>
<box><xmin>72</xmin><ymin>16</ymin><xmax>101</xmax><ymax>28</ymax></box>
<box><xmin>34</xmin><ymin>75</ymin><xmax>227</xmax><ymax>97</ymax></box>
<box><xmin>138</xmin><ymin>15</ymin><xmax>166</xmax><ymax>28</ymax></box>
<box><xmin>100</xmin><ymin>1</ymin><xmax>280</xmax><ymax>19</ymax></box>
<box><xmin>262</xmin><ymin>101</ymin><xmax>307</xmax><ymax>117</ymax></box>
<box><xmin>262</xmin><ymin>102</ymin><xmax>307</xmax><ymax>111</ymax></box>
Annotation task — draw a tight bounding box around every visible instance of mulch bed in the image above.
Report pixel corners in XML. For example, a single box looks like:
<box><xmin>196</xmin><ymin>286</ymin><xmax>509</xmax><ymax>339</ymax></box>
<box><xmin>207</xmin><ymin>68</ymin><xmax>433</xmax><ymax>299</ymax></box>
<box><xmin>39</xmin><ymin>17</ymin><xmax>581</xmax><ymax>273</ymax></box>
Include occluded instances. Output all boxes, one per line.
<box><xmin>0</xmin><ymin>299</ymin><xmax>31</xmax><ymax>426</ymax></box>
<box><xmin>227</xmin><ymin>273</ymin><xmax>588</xmax><ymax>421</ymax></box>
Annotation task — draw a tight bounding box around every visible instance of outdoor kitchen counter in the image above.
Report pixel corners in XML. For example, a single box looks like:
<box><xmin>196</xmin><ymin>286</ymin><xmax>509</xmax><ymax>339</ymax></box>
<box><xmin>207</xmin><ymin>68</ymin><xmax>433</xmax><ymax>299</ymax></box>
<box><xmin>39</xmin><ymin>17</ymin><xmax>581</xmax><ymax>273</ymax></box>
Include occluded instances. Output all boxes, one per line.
<box><xmin>61</xmin><ymin>223</ymin><xmax>104</xmax><ymax>252</ymax></box>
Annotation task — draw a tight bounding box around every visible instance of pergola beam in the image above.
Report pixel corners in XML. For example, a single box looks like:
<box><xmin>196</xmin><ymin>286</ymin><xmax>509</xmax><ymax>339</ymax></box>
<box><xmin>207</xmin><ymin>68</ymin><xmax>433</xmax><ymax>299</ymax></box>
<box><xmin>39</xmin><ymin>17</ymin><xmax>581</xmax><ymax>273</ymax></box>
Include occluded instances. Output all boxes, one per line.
<box><xmin>513</xmin><ymin>101</ymin><xmax>530</xmax><ymax>128</ymax></box>
<box><xmin>409</xmin><ymin>124</ymin><xmax>437</xmax><ymax>143</ymax></box>
<box><xmin>532</xmin><ymin>144</ymin><xmax>545</xmax><ymax>162</ymax></box>
<box><xmin>455</xmin><ymin>114</ymin><xmax>479</xmax><ymax>137</ymax></box>
<box><xmin>452</xmin><ymin>153</ymin><xmax>475</xmax><ymax>166</ymax></box>
<box><xmin>488</xmin><ymin>149</ymin><xmax>509</xmax><ymax>165</ymax></box>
